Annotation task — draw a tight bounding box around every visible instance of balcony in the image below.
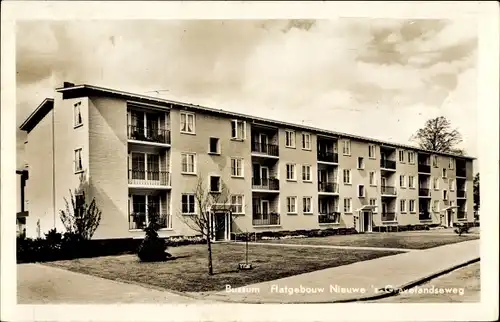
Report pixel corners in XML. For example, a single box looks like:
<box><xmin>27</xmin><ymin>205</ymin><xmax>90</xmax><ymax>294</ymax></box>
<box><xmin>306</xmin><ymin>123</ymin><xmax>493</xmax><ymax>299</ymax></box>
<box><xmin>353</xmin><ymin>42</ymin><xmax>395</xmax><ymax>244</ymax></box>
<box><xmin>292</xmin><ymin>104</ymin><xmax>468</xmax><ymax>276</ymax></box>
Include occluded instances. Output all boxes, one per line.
<box><xmin>128</xmin><ymin>125</ymin><xmax>171</xmax><ymax>145</ymax></box>
<box><xmin>252</xmin><ymin>177</ymin><xmax>280</xmax><ymax>191</ymax></box>
<box><xmin>318</xmin><ymin>182</ymin><xmax>339</xmax><ymax>193</ymax></box>
<box><xmin>381</xmin><ymin>212</ymin><xmax>396</xmax><ymax>222</ymax></box>
<box><xmin>317</xmin><ymin>151</ymin><xmax>338</xmax><ymax>163</ymax></box>
<box><xmin>419</xmin><ymin>211</ymin><xmax>432</xmax><ymax>221</ymax></box>
<box><xmin>456</xmin><ymin>168</ymin><xmax>466</xmax><ymax>177</ymax></box>
<box><xmin>419</xmin><ymin>188</ymin><xmax>430</xmax><ymax>197</ymax></box>
<box><xmin>380</xmin><ymin>159</ymin><xmax>396</xmax><ymax>170</ymax></box>
<box><xmin>129</xmin><ymin>212</ymin><xmax>170</xmax><ymax>230</ymax></box>
<box><xmin>457</xmin><ymin>190</ymin><xmax>466</xmax><ymax>198</ymax></box>
<box><xmin>318</xmin><ymin>212</ymin><xmax>341</xmax><ymax>224</ymax></box>
<box><xmin>251</xmin><ymin>141</ymin><xmax>279</xmax><ymax>157</ymax></box>
<box><xmin>418</xmin><ymin>163</ymin><xmax>431</xmax><ymax>173</ymax></box>
<box><xmin>252</xmin><ymin>213</ymin><xmax>280</xmax><ymax>226</ymax></box>
<box><xmin>381</xmin><ymin>185</ymin><xmax>397</xmax><ymax>196</ymax></box>
<box><xmin>128</xmin><ymin>170</ymin><xmax>171</xmax><ymax>187</ymax></box>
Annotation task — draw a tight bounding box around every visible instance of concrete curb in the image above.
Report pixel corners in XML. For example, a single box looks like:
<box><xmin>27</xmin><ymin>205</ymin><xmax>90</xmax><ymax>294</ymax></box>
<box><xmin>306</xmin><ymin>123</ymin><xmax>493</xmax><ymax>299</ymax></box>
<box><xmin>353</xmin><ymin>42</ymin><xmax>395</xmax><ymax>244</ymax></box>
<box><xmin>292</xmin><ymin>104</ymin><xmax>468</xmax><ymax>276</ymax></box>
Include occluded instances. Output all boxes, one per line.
<box><xmin>187</xmin><ymin>257</ymin><xmax>481</xmax><ymax>304</ymax></box>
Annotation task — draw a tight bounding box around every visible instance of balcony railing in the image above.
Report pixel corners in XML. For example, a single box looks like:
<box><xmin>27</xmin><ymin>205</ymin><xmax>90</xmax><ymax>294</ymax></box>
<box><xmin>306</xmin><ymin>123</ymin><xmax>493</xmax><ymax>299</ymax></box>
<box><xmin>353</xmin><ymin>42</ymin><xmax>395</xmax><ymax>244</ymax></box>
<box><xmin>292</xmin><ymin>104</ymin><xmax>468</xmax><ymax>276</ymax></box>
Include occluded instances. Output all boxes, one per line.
<box><xmin>318</xmin><ymin>212</ymin><xmax>341</xmax><ymax>224</ymax></box>
<box><xmin>381</xmin><ymin>212</ymin><xmax>397</xmax><ymax>222</ymax></box>
<box><xmin>381</xmin><ymin>185</ymin><xmax>397</xmax><ymax>196</ymax></box>
<box><xmin>457</xmin><ymin>210</ymin><xmax>467</xmax><ymax>220</ymax></box>
<box><xmin>456</xmin><ymin>168</ymin><xmax>466</xmax><ymax>177</ymax></box>
<box><xmin>419</xmin><ymin>188</ymin><xmax>430</xmax><ymax>197</ymax></box>
<box><xmin>318</xmin><ymin>182</ymin><xmax>339</xmax><ymax>193</ymax></box>
<box><xmin>128</xmin><ymin>170</ymin><xmax>171</xmax><ymax>186</ymax></box>
<box><xmin>380</xmin><ymin>159</ymin><xmax>396</xmax><ymax>170</ymax></box>
<box><xmin>252</xmin><ymin>177</ymin><xmax>280</xmax><ymax>191</ymax></box>
<box><xmin>128</xmin><ymin>125</ymin><xmax>171</xmax><ymax>144</ymax></box>
<box><xmin>418</xmin><ymin>163</ymin><xmax>431</xmax><ymax>173</ymax></box>
<box><xmin>129</xmin><ymin>213</ymin><xmax>170</xmax><ymax>230</ymax></box>
<box><xmin>419</xmin><ymin>211</ymin><xmax>432</xmax><ymax>220</ymax></box>
<box><xmin>251</xmin><ymin>141</ymin><xmax>279</xmax><ymax>156</ymax></box>
<box><xmin>252</xmin><ymin>213</ymin><xmax>280</xmax><ymax>226</ymax></box>
<box><xmin>317</xmin><ymin>151</ymin><xmax>338</xmax><ymax>163</ymax></box>
<box><xmin>457</xmin><ymin>190</ymin><xmax>466</xmax><ymax>198</ymax></box>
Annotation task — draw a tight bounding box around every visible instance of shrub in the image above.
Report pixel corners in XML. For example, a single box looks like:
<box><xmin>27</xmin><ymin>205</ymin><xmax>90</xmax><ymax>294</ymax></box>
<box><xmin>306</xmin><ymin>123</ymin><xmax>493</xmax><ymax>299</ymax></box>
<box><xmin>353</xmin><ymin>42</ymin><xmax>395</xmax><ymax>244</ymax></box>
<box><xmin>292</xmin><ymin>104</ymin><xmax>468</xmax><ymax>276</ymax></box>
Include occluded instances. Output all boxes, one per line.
<box><xmin>137</xmin><ymin>214</ymin><xmax>171</xmax><ymax>262</ymax></box>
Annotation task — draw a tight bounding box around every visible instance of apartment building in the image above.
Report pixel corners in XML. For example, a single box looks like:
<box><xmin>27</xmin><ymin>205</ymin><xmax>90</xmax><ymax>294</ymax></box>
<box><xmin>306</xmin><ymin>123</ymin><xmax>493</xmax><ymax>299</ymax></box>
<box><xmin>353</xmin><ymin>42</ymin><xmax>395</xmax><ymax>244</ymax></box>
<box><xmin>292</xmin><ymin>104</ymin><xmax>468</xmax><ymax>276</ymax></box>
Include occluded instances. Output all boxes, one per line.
<box><xmin>19</xmin><ymin>83</ymin><xmax>475</xmax><ymax>240</ymax></box>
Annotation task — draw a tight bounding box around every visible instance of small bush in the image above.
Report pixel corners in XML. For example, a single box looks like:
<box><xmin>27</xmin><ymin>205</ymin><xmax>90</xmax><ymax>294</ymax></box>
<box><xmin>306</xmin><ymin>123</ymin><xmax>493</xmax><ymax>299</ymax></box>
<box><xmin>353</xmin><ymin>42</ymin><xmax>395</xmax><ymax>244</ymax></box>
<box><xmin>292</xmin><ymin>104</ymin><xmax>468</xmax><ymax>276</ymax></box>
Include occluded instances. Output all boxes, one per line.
<box><xmin>137</xmin><ymin>214</ymin><xmax>171</xmax><ymax>262</ymax></box>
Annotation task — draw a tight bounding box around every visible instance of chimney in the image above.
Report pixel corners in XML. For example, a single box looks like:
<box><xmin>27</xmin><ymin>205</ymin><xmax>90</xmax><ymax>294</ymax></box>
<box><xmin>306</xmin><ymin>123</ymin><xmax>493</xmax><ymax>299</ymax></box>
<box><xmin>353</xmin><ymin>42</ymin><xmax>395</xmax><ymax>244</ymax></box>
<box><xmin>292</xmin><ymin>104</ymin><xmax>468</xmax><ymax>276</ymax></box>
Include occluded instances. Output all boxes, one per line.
<box><xmin>63</xmin><ymin>82</ymin><xmax>75</xmax><ymax>88</ymax></box>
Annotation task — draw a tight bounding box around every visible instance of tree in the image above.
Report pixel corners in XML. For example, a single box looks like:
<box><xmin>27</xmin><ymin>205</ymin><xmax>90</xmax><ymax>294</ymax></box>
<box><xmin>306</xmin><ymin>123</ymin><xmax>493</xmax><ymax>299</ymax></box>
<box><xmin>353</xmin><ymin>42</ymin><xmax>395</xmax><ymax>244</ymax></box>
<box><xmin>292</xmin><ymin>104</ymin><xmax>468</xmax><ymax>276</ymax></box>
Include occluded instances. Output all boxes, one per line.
<box><xmin>178</xmin><ymin>176</ymin><xmax>234</xmax><ymax>275</ymax></box>
<box><xmin>59</xmin><ymin>189</ymin><xmax>102</xmax><ymax>240</ymax></box>
<box><xmin>411</xmin><ymin>116</ymin><xmax>463</xmax><ymax>153</ymax></box>
<box><xmin>473</xmin><ymin>173</ymin><xmax>480</xmax><ymax>211</ymax></box>
<box><xmin>137</xmin><ymin>213</ymin><xmax>171</xmax><ymax>262</ymax></box>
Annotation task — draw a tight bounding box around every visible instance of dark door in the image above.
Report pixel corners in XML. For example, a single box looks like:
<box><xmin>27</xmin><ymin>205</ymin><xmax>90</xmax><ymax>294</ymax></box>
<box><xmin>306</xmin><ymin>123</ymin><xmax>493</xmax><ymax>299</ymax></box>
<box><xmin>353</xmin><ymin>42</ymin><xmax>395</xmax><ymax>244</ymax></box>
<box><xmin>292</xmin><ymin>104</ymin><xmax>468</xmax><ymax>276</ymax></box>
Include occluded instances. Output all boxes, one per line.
<box><xmin>447</xmin><ymin>209</ymin><xmax>452</xmax><ymax>227</ymax></box>
<box><xmin>214</xmin><ymin>213</ymin><xmax>226</xmax><ymax>241</ymax></box>
<box><xmin>364</xmin><ymin>212</ymin><xmax>370</xmax><ymax>232</ymax></box>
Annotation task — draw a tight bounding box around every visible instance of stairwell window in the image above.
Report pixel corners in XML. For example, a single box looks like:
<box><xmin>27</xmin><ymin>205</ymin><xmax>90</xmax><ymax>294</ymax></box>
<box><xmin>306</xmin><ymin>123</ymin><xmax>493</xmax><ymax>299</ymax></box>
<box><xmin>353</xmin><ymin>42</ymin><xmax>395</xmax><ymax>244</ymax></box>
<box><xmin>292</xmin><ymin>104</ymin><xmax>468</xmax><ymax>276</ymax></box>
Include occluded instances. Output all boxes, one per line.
<box><xmin>343</xmin><ymin>198</ymin><xmax>352</xmax><ymax>213</ymax></box>
<box><xmin>368</xmin><ymin>145</ymin><xmax>376</xmax><ymax>159</ymax></box>
<box><xmin>231</xmin><ymin>120</ymin><xmax>246</xmax><ymax>140</ymax></box>
<box><xmin>303</xmin><ymin>197</ymin><xmax>312</xmax><ymax>214</ymax></box>
<box><xmin>357</xmin><ymin>185</ymin><xmax>365</xmax><ymax>198</ymax></box>
<box><xmin>442</xmin><ymin>168</ymin><xmax>447</xmax><ymax>178</ymax></box>
<box><xmin>231</xmin><ymin>195</ymin><xmax>244</xmax><ymax>214</ymax></box>
<box><xmin>343</xmin><ymin>169</ymin><xmax>351</xmax><ymax>185</ymax></box>
<box><xmin>400</xmin><ymin>199</ymin><xmax>407</xmax><ymax>213</ymax></box>
<box><xmin>181</xmin><ymin>194</ymin><xmax>196</xmax><ymax>215</ymax></box>
<box><xmin>449</xmin><ymin>179</ymin><xmax>455</xmax><ymax>191</ymax></box>
<box><xmin>74</xmin><ymin>148</ymin><xmax>83</xmax><ymax>173</ymax></box>
<box><xmin>285</xmin><ymin>130</ymin><xmax>296</xmax><ymax>148</ymax></box>
<box><xmin>449</xmin><ymin>158</ymin><xmax>455</xmax><ymax>169</ymax></box>
<box><xmin>210</xmin><ymin>176</ymin><xmax>221</xmax><ymax>193</ymax></box>
<box><xmin>443</xmin><ymin>190</ymin><xmax>448</xmax><ymax>200</ymax></box>
<box><xmin>231</xmin><ymin>158</ymin><xmax>243</xmax><ymax>178</ymax></box>
<box><xmin>73</xmin><ymin>101</ymin><xmax>83</xmax><ymax>127</ymax></box>
<box><xmin>209</xmin><ymin>137</ymin><xmax>220</xmax><ymax>154</ymax></box>
<box><xmin>302</xmin><ymin>133</ymin><xmax>311</xmax><ymax>150</ymax></box>
<box><xmin>287</xmin><ymin>197</ymin><xmax>297</xmax><ymax>214</ymax></box>
<box><xmin>181</xmin><ymin>153</ymin><xmax>196</xmax><ymax>174</ymax></box>
<box><xmin>357</xmin><ymin>157</ymin><xmax>365</xmax><ymax>169</ymax></box>
<box><xmin>369</xmin><ymin>171</ymin><xmax>377</xmax><ymax>186</ymax></box>
<box><xmin>342</xmin><ymin>140</ymin><xmax>351</xmax><ymax>156</ymax></box>
<box><xmin>432</xmin><ymin>155</ymin><xmax>438</xmax><ymax>167</ymax></box>
<box><xmin>180</xmin><ymin>112</ymin><xmax>195</xmax><ymax>134</ymax></box>
<box><xmin>369</xmin><ymin>198</ymin><xmax>377</xmax><ymax>213</ymax></box>
<box><xmin>286</xmin><ymin>163</ymin><xmax>297</xmax><ymax>181</ymax></box>
<box><xmin>433</xmin><ymin>200</ymin><xmax>440</xmax><ymax>212</ymax></box>
<box><xmin>433</xmin><ymin>177</ymin><xmax>440</xmax><ymax>190</ymax></box>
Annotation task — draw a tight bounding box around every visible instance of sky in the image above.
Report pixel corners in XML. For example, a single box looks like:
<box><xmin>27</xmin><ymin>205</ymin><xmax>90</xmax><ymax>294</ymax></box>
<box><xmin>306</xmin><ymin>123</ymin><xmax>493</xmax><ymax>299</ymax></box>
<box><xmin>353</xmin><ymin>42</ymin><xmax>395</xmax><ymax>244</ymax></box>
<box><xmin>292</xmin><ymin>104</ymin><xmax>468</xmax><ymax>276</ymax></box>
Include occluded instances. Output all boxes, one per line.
<box><xmin>16</xmin><ymin>19</ymin><xmax>478</xmax><ymax>169</ymax></box>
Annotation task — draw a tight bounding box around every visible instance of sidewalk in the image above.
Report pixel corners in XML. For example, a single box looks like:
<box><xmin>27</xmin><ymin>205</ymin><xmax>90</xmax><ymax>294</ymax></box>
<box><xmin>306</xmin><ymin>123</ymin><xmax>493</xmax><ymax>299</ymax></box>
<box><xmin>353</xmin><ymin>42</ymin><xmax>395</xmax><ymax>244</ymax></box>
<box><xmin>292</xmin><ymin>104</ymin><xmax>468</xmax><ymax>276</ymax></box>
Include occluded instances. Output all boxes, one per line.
<box><xmin>193</xmin><ymin>239</ymin><xmax>480</xmax><ymax>303</ymax></box>
<box><xmin>17</xmin><ymin>263</ymin><xmax>207</xmax><ymax>304</ymax></box>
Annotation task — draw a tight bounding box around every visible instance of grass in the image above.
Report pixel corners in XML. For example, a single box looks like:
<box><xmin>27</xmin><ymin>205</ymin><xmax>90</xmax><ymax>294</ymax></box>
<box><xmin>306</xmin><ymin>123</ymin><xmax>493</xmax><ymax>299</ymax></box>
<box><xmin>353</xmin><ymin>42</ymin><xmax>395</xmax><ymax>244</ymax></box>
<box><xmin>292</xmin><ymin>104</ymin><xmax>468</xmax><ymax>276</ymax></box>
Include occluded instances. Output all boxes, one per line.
<box><xmin>256</xmin><ymin>232</ymin><xmax>479</xmax><ymax>250</ymax></box>
<box><xmin>47</xmin><ymin>243</ymin><xmax>401</xmax><ymax>293</ymax></box>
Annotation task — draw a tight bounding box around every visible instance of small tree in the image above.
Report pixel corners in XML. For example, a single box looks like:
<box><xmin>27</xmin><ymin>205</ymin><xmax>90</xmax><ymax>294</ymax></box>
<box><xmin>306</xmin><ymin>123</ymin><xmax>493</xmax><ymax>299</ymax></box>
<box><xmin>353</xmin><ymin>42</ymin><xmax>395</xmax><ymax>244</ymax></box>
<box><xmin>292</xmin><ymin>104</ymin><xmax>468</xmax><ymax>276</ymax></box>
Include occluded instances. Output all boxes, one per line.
<box><xmin>411</xmin><ymin>116</ymin><xmax>463</xmax><ymax>153</ymax></box>
<box><xmin>59</xmin><ymin>189</ymin><xmax>102</xmax><ymax>240</ymax></box>
<box><xmin>137</xmin><ymin>213</ymin><xmax>171</xmax><ymax>262</ymax></box>
<box><xmin>178</xmin><ymin>176</ymin><xmax>234</xmax><ymax>275</ymax></box>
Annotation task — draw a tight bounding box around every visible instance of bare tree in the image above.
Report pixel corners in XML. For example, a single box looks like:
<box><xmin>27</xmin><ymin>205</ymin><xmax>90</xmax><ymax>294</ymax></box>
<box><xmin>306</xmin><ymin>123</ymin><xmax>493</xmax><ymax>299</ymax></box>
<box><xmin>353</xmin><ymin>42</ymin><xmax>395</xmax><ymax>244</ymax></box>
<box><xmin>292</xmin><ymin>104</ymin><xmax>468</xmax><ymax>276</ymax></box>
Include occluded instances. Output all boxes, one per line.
<box><xmin>411</xmin><ymin>116</ymin><xmax>463</xmax><ymax>153</ymax></box>
<box><xmin>178</xmin><ymin>175</ymin><xmax>234</xmax><ymax>275</ymax></box>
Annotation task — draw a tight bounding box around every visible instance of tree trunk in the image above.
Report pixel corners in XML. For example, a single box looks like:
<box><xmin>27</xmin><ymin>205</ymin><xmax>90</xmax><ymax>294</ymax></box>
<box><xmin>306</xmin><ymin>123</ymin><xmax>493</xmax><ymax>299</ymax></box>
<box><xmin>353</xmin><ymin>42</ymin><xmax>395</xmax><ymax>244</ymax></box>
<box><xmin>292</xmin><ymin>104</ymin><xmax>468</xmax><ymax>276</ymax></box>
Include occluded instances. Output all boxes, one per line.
<box><xmin>207</xmin><ymin>235</ymin><xmax>213</xmax><ymax>275</ymax></box>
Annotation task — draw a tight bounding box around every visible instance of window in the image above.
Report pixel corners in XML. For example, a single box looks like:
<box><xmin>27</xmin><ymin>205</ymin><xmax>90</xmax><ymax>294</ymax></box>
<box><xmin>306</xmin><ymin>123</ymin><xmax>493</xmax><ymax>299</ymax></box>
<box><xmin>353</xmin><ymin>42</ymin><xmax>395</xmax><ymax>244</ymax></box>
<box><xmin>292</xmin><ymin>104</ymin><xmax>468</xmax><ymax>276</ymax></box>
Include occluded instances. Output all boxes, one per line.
<box><xmin>286</xmin><ymin>163</ymin><xmax>297</xmax><ymax>181</ymax></box>
<box><xmin>74</xmin><ymin>148</ymin><xmax>83</xmax><ymax>173</ymax></box>
<box><xmin>399</xmin><ymin>150</ymin><xmax>405</xmax><ymax>163</ymax></box>
<box><xmin>443</xmin><ymin>190</ymin><xmax>448</xmax><ymax>200</ymax></box>
<box><xmin>368</xmin><ymin>145</ymin><xmax>376</xmax><ymax>159</ymax></box>
<box><xmin>449</xmin><ymin>158</ymin><xmax>455</xmax><ymax>169</ymax></box>
<box><xmin>449</xmin><ymin>179</ymin><xmax>455</xmax><ymax>191</ymax></box>
<box><xmin>343</xmin><ymin>198</ymin><xmax>352</xmax><ymax>213</ymax></box>
<box><xmin>369</xmin><ymin>198</ymin><xmax>377</xmax><ymax>213</ymax></box>
<box><xmin>302</xmin><ymin>165</ymin><xmax>312</xmax><ymax>182</ymax></box>
<box><xmin>408</xmin><ymin>152</ymin><xmax>415</xmax><ymax>164</ymax></box>
<box><xmin>399</xmin><ymin>174</ymin><xmax>406</xmax><ymax>188</ymax></box>
<box><xmin>181</xmin><ymin>153</ymin><xmax>196</xmax><ymax>174</ymax></box>
<box><xmin>442</xmin><ymin>168</ymin><xmax>447</xmax><ymax>178</ymax></box>
<box><xmin>210</xmin><ymin>176</ymin><xmax>221</xmax><ymax>193</ymax></box>
<box><xmin>181</xmin><ymin>194</ymin><xmax>196</xmax><ymax>214</ymax></box>
<box><xmin>358</xmin><ymin>185</ymin><xmax>365</xmax><ymax>198</ymax></box>
<box><xmin>231</xmin><ymin>158</ymin><xmax>243</xmax><ymax>177</ymax></box>
<box><xmin>433</xmin><ymin>200</ymin><xmax>439</xmax><ymax>212</ymax></box>
<box><xmin>302</xmin><ymin>133</ymin><xmax>311</xmax><ymax>150</ymax></box>
<box><xmin>343</xmin><ymin>169</ymin><xmax>351</xmax><ymax>184</ymax></box>
<box><xmin>409</xmin><ymin>200</ymin><xmax>416</xmax><ymax>213</ymax></box>
<box><xmin>180</xmin><ymin>112</ymin><xmax>195</xmax><ymax>134</ymax></box>
<box><xmin>369</xmin><ymin>171</ymin><xmax>377</xmax><ymax>186</ymax></box>
<box><xmin>357</xmin><ymin>157</ymin><xmax>365</xmax><ymax>169</ymax></box>
<box><xmin>432</xmin><ymin>155</ymin><xmax>438</xmax><ymax>167</ymax></box>
<box><xmin>231</xmin><ymin>120</ymin><xmax>246</xmax><ymax>140</ymax></box>
<box><xmin>408</xmin><ymin>175</ymin><xmax>415</xmax><ymax>189</ymax></box>
<box><xmin>400</xmin><ymin>199</ymin><xmax>407</xmax><ymax>213</ymax></box>
<box><xmin>74</xmin><ymin>102</ymin><xmax>83</xmax><ymax>127</ymax></box>
<box><xmin>209</xmin><ymin>137</ymin><xmax>220</xmax><ymax>154</ymax></box>
<box><xmin>433</xmin><ymin>177</ymin><xmax>439</xmax><ymax>190</ymax></box>
<box><xmin>303</xmin><ymin>197</ymin><xmax>312</xmax><ymax>214</ymax></box>
<box><xmin>342</xmin><ymin>140</ymin><xmax>351</xmax><ymax>155</ymax></box>
<box><xmin>287</xmin><ymin>197</ymin><xmax>297</xmax><ymax>214</ymax></box>
<box><xmin>231</xmin><ymin>195</ymin><xmax>244</xmax><ymax>214</ymax></box>
<box><xmin>285</xmin><ymin>130</ymin><xmax>296</xmax><ymax>148</ymax></box>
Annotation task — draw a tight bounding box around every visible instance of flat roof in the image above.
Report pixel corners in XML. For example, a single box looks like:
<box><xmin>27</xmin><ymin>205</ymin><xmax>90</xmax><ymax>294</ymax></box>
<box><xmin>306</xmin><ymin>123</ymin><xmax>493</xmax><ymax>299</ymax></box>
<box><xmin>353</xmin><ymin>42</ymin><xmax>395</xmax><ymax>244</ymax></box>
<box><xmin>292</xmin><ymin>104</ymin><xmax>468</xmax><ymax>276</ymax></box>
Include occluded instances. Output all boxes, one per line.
<box><xmin>25</xmin><ymin>83</ymin><xmax>474</xmax><ymax>160</ymax></box>
<box><xmin>19</xmin><ymin>98</ymin><xmax>54</xmax><ymax>133</ymax></box>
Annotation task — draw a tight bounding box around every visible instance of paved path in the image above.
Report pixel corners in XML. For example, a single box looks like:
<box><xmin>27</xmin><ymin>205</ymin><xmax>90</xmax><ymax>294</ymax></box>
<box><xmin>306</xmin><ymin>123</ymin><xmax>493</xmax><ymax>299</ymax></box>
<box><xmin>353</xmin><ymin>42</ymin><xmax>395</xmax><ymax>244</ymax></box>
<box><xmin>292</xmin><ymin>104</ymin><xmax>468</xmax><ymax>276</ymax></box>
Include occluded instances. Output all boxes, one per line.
<box><xmin>194</xmin><ymin>239</ymin><xmax>480</xmax><ymax>303</ymax></box>
<box><xmin>17</xmin><ymin>263</ymin><xmax>205</xmax><ymax>304</ymax></box>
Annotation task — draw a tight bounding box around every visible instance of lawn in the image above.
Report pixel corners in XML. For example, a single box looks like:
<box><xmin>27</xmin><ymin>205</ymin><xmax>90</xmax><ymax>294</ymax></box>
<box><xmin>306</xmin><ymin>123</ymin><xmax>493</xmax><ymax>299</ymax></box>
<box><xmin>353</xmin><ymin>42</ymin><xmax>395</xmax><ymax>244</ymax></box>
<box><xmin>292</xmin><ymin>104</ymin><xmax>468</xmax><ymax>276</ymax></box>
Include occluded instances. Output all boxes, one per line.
<box><xmin>256</xmin><ymin>233</ymin><xmax>479</xmax><ymax>250</ymax></box>
<box><xmin>46</xmin><ymin>243</ymin><xmax>401</xmax><ymax>293</ymax></box>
